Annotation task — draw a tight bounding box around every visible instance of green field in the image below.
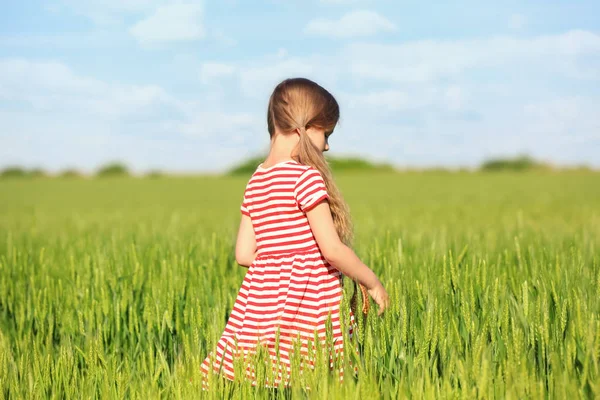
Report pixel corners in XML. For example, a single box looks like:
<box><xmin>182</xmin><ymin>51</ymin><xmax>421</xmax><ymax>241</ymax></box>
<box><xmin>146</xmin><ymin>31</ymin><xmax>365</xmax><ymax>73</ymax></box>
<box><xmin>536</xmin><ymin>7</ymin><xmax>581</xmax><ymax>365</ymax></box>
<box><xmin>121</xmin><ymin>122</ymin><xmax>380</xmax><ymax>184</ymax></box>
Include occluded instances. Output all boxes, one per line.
<box><xmin>1</xmin><ymin>171</ymin><xmax>599</xmax><ymax>399</ymax></box>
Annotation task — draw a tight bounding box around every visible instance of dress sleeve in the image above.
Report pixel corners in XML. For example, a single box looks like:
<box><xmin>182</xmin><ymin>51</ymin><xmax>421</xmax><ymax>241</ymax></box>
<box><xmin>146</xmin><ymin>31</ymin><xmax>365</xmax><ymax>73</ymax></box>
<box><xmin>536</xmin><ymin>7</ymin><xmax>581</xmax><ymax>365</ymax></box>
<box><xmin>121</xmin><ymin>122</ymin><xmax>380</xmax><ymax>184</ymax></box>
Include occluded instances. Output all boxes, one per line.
<box><xmin>294</xmin><ymin>168</ymin><xmax>329</xmax><ymax>212</ymax></box>
<box><xmin>240</xmin><ymin>186</ymin><xmax>250</xmax><ymax>216</ymax></box>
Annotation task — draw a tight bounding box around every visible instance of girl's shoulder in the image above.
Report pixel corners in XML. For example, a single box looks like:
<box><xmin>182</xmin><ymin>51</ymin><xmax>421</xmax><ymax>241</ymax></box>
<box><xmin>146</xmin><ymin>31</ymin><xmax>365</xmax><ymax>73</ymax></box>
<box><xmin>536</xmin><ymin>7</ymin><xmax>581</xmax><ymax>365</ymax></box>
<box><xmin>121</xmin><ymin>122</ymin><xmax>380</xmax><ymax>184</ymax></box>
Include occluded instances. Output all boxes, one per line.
<box><xmin>248</xmin><ymin>161</ymin><xmax>311</xmax><ymax>180</ymax></box>
<box><xmin>286</xmin><ymin>161</ymin><xmax>321</xmax><ymax>175</ymax></box>
<box><xmin>242</xmin><ymin>162</ymin><xmax>308</xmax><ymax>193</ymax></box>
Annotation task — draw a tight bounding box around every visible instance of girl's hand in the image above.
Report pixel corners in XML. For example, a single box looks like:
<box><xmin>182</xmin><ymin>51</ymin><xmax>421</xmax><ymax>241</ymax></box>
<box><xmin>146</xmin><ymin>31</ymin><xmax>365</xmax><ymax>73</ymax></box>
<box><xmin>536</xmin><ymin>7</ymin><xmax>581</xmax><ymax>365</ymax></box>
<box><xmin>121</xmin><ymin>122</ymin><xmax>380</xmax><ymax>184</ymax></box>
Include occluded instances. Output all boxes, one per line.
<box><xmin>367</xmin><ymin>284</ymin><xmax>390</xmax><ymax>316</ymax></box>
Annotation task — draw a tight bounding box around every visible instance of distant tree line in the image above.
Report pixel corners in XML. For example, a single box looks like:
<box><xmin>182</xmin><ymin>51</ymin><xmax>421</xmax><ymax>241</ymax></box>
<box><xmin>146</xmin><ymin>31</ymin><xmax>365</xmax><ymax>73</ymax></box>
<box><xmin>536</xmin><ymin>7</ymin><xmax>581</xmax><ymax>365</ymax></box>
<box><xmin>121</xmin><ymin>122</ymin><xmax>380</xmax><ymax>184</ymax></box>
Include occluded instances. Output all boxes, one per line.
<box><xmin>0</xmin><ymin>162</ymin><xmax>135</xmax><ymax>179</ymax></box>
<box><xmin>227</xmin><ymin>154</ymin><xmax>594</xmax><ymax>175</ymax></box>
<box><xmin>0</xmin><ymin>155</ymin><xmax>595</xmax><ymax>179</ymax></box>
<box><xmin>480</xmin><ymin>154</ymin><xmax>550</xmax><ymax>172</ymax></box>
<box><xmin>227</xmin><ymin>155</ymin><xmax>395</xmax><ymax>175</ymax></box>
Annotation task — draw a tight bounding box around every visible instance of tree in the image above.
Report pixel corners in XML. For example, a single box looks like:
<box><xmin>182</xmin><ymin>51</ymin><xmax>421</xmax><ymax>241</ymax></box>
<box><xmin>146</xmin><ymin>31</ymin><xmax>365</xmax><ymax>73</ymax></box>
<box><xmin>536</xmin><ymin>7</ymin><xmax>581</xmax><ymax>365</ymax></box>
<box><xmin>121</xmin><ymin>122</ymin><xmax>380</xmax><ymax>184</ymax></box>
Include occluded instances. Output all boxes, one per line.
<box><xmin>1</xmin><ymin>167</ymin><xmax>28</xmax><ymax>178</ymax></box>
<box><xmin>59</xmin><ymin>169</ymin><xmax>83</xmax><ymax>178</ymax></box>
<box><xmin>29</xmin><ymin>168</ymin><xmax>47</xmax><ymax>178</ymax></box>
<box><xmin>480</xmin><ymin>154</ymin><xmax>551</xmax><ymax>172</ymax></box>
<box><xmin>96</xmin><ymin>162</ymin><xmax>130</xmax><ymax>177</ymax></box>
<box><xmin>145</xmin><ymin>170</ymin><xmax>165</xmax><ymax>179</ymax></box>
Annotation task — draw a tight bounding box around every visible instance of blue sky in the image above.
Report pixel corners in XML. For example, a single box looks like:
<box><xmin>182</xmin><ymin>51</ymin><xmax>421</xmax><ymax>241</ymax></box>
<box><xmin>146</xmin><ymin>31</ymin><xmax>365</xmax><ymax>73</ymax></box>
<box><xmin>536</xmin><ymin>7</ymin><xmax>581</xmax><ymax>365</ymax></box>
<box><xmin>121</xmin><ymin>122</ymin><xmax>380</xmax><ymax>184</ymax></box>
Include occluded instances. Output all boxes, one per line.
<box><xmin>1</xmin><ymin>0</ymin><xmax>599</xmax><ymax>173</ymax></box>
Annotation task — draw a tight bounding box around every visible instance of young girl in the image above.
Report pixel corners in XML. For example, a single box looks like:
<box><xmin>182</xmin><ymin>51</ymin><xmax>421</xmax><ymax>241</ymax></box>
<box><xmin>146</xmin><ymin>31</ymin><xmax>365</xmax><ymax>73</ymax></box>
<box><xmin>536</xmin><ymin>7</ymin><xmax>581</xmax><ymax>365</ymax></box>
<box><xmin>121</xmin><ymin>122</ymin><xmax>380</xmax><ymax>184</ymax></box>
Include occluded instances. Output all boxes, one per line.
<box><xmin>200</xmin><ymin>77</ymin><xmax>390</xmax><ymax>390</ymax></box>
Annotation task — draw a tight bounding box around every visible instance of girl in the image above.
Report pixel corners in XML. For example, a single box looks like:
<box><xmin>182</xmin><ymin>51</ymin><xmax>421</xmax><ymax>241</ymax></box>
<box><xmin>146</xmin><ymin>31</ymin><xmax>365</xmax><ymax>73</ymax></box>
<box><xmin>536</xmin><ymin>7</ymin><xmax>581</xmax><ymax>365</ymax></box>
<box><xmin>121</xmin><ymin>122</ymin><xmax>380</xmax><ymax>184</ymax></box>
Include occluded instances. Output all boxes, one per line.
<box><xmin>200</xmin><ymin>77</ymin><xmax>390</xmax><ymax>390</ymax></box>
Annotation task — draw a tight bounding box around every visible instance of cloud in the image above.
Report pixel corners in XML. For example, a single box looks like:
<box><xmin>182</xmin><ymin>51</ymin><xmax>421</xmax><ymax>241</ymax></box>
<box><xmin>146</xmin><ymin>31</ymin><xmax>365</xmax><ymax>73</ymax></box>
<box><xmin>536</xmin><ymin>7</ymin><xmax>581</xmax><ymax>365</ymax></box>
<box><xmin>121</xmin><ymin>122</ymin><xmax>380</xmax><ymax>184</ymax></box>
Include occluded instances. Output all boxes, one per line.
<box><xmin>304</xmin><ymin>10</ymin><xmax>396</xmax><ymax>38</ymax></box>
<box><xmin>462</xmin><ymin>96</ymin><xmax>600</xmax><ymax>167</ymax></box>
<box><xmin>167</xmin><ymin>109</ymin><xmax>261</xmax><ymax>139</ymax></box>
<box><xmin>3</xmin><ymin>27</ymin><xmax>600</xmax><ymax>172</ymax></box>
<box><xmin>200</xmin><ymin>63</ymin><xmax>237</xmax><ymax>84</ymax></box>
<box><xmin>509</xmin><ymin>13</ymin><xmax>527</xmax><ymax>31</ymax></box>
<box><xmin>0</xmin><ymin>59</ymin><xmax>177</xmax><ymax>119</ymax></box>
<box><xmin>0</xmin><ymin>58</ymin><xmax>263</xmax><ymax>173</ymax></box>
<box><xmin>232</xmin><ymin>48</ymin><xmax>346</xmax><ymax>101</ymax></box>
<box><xmin>53</xmin><ymin>0</ymin><xmax>167</xmax><ymax>25</ymax></box>
<box><xmin>522</xmin><ymin>97</ymin><xmax>600</xmax><ymax>141</ymax></box>
<box><xmin>340</xmin><ymin>85</ymin><xmax>468</xmax><ymax>114</ymax></box>
<box><xmin>228</xmin><ymin>30</ymin><xmax>600</xmax><ymax>167</ymax></box>
<box><xmin>0</xmin><ymin>31</ymin><xmax>123</xmax><ymax>49</ymax></box>
<box><xmin>129</xmin><ymin>3</ymin><xmax>205</xmax><ymax>45</ymax></box>
<box><xmin>233</xmin><ymin>30</ymin><xmax>599</xmax><ymax>104</ymax></box>
<box><xmin>344</xmin><ymin>30</ymin><xmax>600</xmax><ymax>83</ymax></box>
<box><xmin>212</xmin><ymin>29</ymin><xmax>237</xmax><ymax>47</ymax></box>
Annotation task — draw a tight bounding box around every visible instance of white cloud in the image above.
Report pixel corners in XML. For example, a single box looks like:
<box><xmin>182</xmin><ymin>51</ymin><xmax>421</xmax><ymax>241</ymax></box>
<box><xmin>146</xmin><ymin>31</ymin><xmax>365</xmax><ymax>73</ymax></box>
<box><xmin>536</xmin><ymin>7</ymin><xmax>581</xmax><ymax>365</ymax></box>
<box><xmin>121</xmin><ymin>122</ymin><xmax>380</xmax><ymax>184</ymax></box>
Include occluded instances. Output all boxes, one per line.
<box><xmin>175</xmin><ymin>111</ymin><xmax>261</xmax><ymax>139</ymax></box>
<box><xmin>341</xmin><ymin>85</ymin><xmax>469</xmax><ymax>113</ymax></box>
<box><xmin>464</xmin><ymin>96</ymin><xmax>600</xmax><ymax>167</ymax></box>
<box><xmin>344</xmin><ymin>30</ymin><xmax>600</xmax><ymax>83</ymax></box>
<box><xmin>304</xmin><ymin>10</ymin><xmax>396</xmax><ymax>38</ymax></box>
<box><xmin>240</xmin><ymin>58</ymin><xmax>315</xmax><ymax>98</ymax></box>
<box><xmin>237</xmin><ymin>55</ymin><xmax>346</xmax><ymax>104</ymax></box>
<box><xmin>200</xmin><ymin>63</ymin><xmax>237</xmax><ymax>84</ymax></box>
<box><xmin>54</xmin><ymin>0</ymin><xmax>167</xmax><ymax>24</ymax></box>
<box><xmin>231</xmin><ymin>30</ymin><xmax>600</xmax><ymax>108</ymax></box>
<box><xmin>0</xmin><ymin>31</ymin><xmax>123</xmax><ymax>49</ymax></box>
<box><xmin>0</xmin><ymin>58</ymin><xmax>264</xmax><ymax>173</ymax></box>
<box><xmin>212</xmin><ymin>29</ymin><xmax>237</xmax><ymax>47</ymax></box>
<box><xmin>444</xmin><ymin>85</ymin><xmax>466</xmax><ymax>112</ymax></box>
<box><xmin>0</xmin><ymin>59</ymin><xmax>176</xmax><ymax>119</ymax></box>
<box><xmin>130</xmin><ymin>3</ymin><xmax>205</xmax><ymax>45</ymax></box>
<box><xmin>4</xmin><ymin>27</ymin><xmax>600</xmax><ymax>172</ymax></box>
<box><xmin>509</xmin><ymin>13</ymin><xmax>527</xmax><ymax>31</ymax></box>
<box><xmin>228</xmin><ymin>30</ymin><xmax>600</xmax><ymax>168</ymax></box>
<box><xmin>522</xmin><ymin>97</ymin><xmax>600</xmax><ymax>140</ymax></box>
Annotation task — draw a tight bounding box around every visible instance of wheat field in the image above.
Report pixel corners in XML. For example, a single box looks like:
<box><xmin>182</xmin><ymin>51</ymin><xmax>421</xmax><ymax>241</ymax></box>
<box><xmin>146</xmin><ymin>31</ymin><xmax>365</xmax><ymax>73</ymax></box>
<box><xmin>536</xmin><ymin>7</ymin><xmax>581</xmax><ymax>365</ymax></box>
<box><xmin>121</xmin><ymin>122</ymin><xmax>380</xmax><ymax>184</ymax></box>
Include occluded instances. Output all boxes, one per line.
<box><xmin>0</xmin><ymin>171</ymin><xmax>599</xmax><ymax>399</ymax></box>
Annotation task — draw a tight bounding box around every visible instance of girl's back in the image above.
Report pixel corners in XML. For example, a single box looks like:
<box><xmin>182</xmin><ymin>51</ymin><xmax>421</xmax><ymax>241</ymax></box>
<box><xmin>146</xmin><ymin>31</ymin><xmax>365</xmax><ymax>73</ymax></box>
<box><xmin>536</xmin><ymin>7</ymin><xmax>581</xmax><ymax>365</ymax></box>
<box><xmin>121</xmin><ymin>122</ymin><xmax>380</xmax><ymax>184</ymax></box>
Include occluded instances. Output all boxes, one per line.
<box><xmin>242</xmin><ymin>160</ymin><xmax>330</xmax><ymax>256</ymax></box>
<box><xmin>201</xmin><ymin>77</ymin><xmax>388</xmax><ymax>390</ymax></box>
<box><xmin>201</xmin><ymin>159</ymin><xmax>354</xmax><ymax>388</ymax></box>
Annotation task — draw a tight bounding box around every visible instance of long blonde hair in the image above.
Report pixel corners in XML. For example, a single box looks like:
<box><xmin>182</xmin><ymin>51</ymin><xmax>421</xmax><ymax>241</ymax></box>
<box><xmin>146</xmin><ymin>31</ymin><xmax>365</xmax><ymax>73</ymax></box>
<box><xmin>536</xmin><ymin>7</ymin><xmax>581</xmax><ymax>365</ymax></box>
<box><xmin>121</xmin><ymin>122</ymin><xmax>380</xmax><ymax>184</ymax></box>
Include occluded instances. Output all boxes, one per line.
<box><xmin>267</xmin><ymin>78</ymin><xmax>353</xmax><ymax>245</ymax></box>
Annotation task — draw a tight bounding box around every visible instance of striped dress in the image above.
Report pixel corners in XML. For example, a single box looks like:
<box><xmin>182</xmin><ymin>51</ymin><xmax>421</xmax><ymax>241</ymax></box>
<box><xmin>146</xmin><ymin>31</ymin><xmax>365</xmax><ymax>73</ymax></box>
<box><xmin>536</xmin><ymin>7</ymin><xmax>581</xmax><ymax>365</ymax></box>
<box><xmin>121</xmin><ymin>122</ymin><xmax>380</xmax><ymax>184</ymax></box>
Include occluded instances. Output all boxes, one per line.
<box><xmin>200</xmin><ymin>159</ymin><xmax>357</xmax><ymax>389</ymax></box>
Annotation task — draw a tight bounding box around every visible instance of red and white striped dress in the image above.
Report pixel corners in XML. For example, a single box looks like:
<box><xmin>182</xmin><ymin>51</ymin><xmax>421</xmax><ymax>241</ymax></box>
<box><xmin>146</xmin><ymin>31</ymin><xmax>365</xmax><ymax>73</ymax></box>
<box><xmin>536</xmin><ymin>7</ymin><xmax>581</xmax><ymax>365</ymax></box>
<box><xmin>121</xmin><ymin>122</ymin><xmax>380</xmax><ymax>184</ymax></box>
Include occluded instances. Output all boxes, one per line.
<box><xmin>200</xmin><ymin>159</ymin><xmax>357</xmax><ymax>389</ymax></box>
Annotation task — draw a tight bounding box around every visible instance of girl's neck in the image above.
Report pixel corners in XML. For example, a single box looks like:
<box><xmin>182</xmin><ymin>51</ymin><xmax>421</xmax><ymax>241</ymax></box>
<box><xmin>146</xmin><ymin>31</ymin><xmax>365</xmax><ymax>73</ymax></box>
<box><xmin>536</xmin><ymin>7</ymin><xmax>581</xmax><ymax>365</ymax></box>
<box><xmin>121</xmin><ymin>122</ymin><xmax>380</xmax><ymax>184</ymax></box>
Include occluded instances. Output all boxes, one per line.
<box><xmin>261</xmin><ymin>155</ymin><xmax>296</xmax><ymax>169</ymax></box>
<box><xmin>262</xmin><ymin>132</ymin><xmax>298</xmax><ymax>167</ymax></box>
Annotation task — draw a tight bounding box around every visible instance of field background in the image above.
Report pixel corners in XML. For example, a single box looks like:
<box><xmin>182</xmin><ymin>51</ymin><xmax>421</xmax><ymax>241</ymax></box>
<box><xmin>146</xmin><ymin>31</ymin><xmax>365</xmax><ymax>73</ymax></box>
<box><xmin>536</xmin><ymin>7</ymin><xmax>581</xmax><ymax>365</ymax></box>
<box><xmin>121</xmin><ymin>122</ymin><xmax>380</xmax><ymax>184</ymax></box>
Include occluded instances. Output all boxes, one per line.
<box><xmin>1</xmin><ymin>171</ymin><xmax>599</xmax><ymax>399</ymax></box>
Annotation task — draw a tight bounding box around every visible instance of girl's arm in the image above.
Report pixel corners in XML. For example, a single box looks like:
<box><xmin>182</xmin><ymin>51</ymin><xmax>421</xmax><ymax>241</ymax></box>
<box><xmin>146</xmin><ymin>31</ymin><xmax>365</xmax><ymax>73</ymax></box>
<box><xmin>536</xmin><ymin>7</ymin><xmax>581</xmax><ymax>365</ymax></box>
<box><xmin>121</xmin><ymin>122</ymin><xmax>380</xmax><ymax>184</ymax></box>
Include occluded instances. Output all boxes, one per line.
<box><xmin>235</xmin><ymin>214</ymin><xmax>257</xmax><ymax>267</ymax></box>
<box><xmin>305</xmin><ymin>200</ymin><xmax>383</xmax><ymax>291</ymax></box>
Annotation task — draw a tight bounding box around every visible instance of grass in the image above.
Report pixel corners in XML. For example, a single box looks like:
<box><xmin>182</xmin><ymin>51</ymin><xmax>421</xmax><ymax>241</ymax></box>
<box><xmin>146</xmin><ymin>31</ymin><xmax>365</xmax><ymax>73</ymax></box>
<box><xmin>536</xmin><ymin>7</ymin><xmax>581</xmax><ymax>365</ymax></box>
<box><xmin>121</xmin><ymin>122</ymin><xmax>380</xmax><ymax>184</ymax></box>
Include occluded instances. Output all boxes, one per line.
<box><xmin>0</xmin><ymin>171</ymin><xmax>599</xmax><ymax>399</ymax></box>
